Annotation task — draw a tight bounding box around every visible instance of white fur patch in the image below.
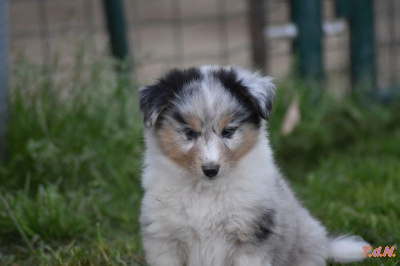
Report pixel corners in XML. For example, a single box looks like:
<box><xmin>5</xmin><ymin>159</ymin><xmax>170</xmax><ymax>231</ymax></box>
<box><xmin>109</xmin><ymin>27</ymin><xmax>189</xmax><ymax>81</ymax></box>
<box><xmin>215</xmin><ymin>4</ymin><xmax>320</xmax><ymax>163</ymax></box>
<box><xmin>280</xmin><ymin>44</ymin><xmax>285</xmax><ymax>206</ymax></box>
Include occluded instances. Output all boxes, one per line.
<box><xmin>329</xmin><ymin>235</ymin><xmax>370</xmax><ymax>263</ymax></box>
<box><xmin>201</xmin><ymin>137</ymin><xmax>220</xmax><ymax>164</ymax></box>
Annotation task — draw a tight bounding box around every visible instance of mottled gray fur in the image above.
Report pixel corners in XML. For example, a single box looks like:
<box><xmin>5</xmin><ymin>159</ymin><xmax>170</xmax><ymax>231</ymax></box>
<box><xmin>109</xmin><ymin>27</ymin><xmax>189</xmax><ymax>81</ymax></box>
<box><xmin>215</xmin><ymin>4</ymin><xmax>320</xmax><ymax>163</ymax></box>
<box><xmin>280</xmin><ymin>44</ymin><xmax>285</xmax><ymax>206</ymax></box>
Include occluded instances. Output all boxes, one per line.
<box><xmin>139</xmin><ymin>66</ymin><xmax>369</xmax><ymax>266</ymax></box>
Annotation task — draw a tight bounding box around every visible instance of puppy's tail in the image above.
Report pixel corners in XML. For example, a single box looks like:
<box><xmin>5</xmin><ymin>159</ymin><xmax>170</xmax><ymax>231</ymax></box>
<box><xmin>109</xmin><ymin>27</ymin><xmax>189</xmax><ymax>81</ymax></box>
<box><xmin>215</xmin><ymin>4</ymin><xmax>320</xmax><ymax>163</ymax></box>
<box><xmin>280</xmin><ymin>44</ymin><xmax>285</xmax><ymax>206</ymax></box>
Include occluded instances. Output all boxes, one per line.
<box><xmin>328</xmin><ymin>235</ymin><xmax>370</xmax><ymax>263</ymax></box>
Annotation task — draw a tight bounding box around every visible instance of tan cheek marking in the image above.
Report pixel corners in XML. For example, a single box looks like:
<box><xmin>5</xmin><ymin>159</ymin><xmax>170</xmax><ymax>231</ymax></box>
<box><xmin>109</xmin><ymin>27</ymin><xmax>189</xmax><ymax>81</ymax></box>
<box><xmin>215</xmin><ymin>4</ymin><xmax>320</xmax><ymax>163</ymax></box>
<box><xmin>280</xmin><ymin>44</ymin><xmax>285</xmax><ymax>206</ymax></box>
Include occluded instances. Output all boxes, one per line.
<box><xmin>157</xmin><ymin>126</ymin><xmax>198</xmax><ymax>169</ymax></box>
<box><xmin>187</xmin><ymin>116</ymin><xmax>201</xmax><ymax>132</ymax></box>
<box><xmin>218</xmin><ymin>114</ymin><xmax>233</xmax><ymax>132</ymax></box>
<box><xmin>225</xmin><ymin>125</ymin><xmax>258</xmax><ymax>164</ymax></box>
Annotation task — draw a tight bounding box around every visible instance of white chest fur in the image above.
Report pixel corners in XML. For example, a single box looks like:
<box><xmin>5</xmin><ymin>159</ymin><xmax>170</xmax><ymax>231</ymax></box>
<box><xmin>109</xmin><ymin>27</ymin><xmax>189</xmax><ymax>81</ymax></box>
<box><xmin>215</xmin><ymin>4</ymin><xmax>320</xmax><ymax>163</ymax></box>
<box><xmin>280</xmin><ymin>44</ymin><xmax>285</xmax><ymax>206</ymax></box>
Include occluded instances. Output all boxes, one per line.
<box><xmin>140</xmin><ymin>133</ymin><xmax>280</xmax><ymax>265</ymax></box>
<box><xmin>141</xmin><ymin>178</ymin><xmax>276</xmax><ymax>266</ymax></box>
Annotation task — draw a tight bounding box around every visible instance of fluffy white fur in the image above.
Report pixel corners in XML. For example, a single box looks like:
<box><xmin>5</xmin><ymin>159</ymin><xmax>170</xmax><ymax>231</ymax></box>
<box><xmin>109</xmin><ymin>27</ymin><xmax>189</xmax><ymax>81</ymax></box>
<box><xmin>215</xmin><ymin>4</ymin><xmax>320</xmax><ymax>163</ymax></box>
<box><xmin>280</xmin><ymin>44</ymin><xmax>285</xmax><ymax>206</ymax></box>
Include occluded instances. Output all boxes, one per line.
<box><xmin>328</xmin><ymin>236</ymin><xmax>371</xmax><ymax>263</ymax></box>
<box><xmin>139</xmin><ymin>66</ymin><xmax>369</xmax><ymax>266</ymax></box>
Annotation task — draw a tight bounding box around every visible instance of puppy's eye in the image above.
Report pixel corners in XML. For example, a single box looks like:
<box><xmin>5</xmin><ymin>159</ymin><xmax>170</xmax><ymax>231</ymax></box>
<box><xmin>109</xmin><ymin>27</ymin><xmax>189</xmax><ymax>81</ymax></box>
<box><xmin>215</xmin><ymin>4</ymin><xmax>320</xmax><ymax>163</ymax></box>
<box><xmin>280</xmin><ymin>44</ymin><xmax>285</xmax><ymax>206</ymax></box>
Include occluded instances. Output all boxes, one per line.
<box><xmin>221</xmin><ymin>128</ymin><xmax>237</xmax><ymax>138</ymax></box>
<box><xmin>183</xmin><ymin>128</ymin><xmax>198</xmax><ymax>141</ymax></box>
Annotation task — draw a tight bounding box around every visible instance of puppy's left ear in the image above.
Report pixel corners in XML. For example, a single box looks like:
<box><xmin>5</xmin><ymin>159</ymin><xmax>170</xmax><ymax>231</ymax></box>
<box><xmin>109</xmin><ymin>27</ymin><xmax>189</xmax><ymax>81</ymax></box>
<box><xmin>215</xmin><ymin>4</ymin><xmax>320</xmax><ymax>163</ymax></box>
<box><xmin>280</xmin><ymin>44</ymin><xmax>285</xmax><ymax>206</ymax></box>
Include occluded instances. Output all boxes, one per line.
<box><xmin>139</xmin><ymin>84</ymin><xmax>169</xmax><ymax>127</ymax></box>
<box><xmin>241</xmin><ymin>72</ymin><xmax>276</xmax><ymax>121</ymax></box>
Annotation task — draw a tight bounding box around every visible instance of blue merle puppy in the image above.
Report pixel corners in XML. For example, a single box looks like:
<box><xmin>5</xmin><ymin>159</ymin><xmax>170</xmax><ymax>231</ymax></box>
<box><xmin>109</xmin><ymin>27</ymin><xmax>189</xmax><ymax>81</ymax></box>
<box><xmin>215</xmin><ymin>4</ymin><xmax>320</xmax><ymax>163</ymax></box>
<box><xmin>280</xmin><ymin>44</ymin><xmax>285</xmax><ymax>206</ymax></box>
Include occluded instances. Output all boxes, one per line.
<box><xmin>139</xmin><ymin>65</ymin><xmax>369</xmax><ymax>266</ymax></box>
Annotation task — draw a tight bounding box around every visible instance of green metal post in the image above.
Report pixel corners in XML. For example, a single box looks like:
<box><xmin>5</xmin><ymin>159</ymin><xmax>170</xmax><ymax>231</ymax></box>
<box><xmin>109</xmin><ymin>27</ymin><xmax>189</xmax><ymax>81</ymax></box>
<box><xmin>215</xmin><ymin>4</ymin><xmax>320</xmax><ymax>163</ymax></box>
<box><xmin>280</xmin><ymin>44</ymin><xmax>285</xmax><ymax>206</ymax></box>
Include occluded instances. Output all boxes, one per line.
<box><xmin>103</xmin><ymin>0</ymin><xmax>129</xmax><ymax>64</ymax></box>
<box><xmin>335</xmin><ymin>0</ymin><xmax>352</xmax><ymax>18</ymax></box>
<box><xmin>291</xmin><ymin>0</ymin><xmax>323</xmax><ymax>80</ymax></box>
<box><xmin>0</xmin><ymin>0</ymin><xmax>8</xmax><ymax>160</ymax></box>
<box><xmin>349</xmin><ymin>0</ymin><xmax>375</xmax><ymax>94</ymax></box>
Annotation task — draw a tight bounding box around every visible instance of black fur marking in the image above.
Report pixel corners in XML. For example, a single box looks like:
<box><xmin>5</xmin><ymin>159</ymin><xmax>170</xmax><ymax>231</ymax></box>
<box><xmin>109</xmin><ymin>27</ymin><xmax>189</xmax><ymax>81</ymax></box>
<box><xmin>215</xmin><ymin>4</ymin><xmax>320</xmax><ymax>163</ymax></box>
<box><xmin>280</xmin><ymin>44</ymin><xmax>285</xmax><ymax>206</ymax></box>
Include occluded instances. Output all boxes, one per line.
<box><xmin>264</xmin><ymin>95</ymin><xmax>274</xmax><ymax>121</ymax></box>
<box><xmin>231</xmin><ymin>109</ymin><xmax>257</xmax><ymax>126</ymax></box>
<box><xmin>139</xmin><ymin>67</ymin><xmax>202</xmax><ymax>127</ymax></box>
<box><xmin>254</xmin><ymin>210</ymin><xmax>275</xmax><ymax>242</ymax></box>
<box><xmin>172</xmin><ymin>111</ymin><xmax>187</xmax><ymax>125</ymax></box>
<box><xmin>212</xmin><ymin>69</ymin><xmax>262</xmax><ymax>127</ymax></box>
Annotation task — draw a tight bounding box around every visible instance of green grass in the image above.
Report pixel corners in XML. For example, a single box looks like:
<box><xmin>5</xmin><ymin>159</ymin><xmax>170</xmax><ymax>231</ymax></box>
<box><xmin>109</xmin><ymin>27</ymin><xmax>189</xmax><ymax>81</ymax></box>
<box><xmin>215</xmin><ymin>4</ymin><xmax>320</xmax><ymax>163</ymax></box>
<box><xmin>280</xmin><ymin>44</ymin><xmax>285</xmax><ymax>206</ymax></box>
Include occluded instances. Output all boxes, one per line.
<box><xmin>0</xmin><ymin>58</ymin><xmax>399</xmax><ymax>265</ymax></box>
<box><xmin>294</xmin><ymin>132</ymin><xmax>400</xmax><ymax>266</ymax></box>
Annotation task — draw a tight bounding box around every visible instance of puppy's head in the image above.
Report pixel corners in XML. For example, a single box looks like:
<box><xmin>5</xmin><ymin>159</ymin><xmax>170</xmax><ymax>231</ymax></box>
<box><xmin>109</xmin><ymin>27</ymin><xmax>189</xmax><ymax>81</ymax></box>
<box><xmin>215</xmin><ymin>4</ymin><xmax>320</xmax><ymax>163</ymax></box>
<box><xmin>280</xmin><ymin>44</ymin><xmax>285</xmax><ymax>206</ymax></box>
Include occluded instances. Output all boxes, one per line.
<box><xmin>139</xmin><ymin>66</ymin><xmax>275</xmax><ymax>180</ymax></box>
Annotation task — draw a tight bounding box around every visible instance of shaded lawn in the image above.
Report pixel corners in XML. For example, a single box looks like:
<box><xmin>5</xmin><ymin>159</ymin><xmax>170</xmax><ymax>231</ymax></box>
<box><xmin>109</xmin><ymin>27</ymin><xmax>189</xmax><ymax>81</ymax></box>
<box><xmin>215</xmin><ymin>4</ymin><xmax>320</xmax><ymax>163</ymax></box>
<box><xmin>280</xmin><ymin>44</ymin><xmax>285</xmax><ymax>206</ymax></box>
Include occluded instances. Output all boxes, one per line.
<box><xmin>0</xmin><ymin>59</ymin><xmax>399</xmax><ymax>265</ymax></box>
<box><xmin>293</xmin><ymin>130</ymin><xmax>400</xmax><ymax>266</ymax></box>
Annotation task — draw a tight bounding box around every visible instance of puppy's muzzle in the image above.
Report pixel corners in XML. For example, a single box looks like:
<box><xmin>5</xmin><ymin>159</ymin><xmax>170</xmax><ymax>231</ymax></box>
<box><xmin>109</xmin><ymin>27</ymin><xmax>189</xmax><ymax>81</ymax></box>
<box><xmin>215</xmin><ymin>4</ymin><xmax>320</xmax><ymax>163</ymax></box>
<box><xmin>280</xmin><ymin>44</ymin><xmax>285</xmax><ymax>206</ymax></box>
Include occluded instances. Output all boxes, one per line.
<box><xmin>202</xmin><ymin>164</ymin><xmax>220</xmax><ymax>178</ymax></box>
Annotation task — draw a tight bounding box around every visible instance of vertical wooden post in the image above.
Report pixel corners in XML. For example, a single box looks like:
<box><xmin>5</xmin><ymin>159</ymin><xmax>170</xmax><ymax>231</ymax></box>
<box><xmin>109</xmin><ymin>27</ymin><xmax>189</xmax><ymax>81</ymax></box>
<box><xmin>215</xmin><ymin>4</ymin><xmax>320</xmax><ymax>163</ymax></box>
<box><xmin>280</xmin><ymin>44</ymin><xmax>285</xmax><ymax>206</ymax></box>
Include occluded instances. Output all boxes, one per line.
<box><xmin>0</xmin><ymin>0</ymin><xmax>8</xmax><ymax>160</ymax></box>
<box><xmin>249</xmin><ymin>0</ymin><xmax>267</xmax><ymax>73</ymax></box>
<box><xmin>171</xmin><ymin>0</ymin><xmax>184</xmax><ymax>64</ymax></box>
<box><xmin>291</xmin><ymin>0</ymin><xmax>323</xmax><ymax>80</ymax></box>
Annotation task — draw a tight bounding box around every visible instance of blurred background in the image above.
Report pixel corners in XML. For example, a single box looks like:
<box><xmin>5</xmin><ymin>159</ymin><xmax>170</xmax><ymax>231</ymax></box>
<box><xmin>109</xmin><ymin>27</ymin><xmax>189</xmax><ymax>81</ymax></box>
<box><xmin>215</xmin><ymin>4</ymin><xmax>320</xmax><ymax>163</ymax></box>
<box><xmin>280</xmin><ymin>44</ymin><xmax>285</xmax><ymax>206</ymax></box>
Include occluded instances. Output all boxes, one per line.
<box><xmin>1</xmin><ymin>0</ymin><xmax>400</xmax><ymax>265</ymax></box>
<box><xmin>6</xmin><ymin>0</ymin><xmax>400</xmax><ymax>88</ymax></box>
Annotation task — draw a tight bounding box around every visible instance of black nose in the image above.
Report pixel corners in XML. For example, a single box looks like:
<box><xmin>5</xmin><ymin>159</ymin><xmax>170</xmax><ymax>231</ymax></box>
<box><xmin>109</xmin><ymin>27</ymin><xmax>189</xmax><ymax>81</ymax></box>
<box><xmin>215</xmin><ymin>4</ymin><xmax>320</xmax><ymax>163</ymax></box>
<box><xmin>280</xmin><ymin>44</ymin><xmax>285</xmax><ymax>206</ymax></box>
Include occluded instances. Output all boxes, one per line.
<box><xmin>202</xmin><ymin>164</ymin><xmax>220</xmax><ymax>178</ymax></box>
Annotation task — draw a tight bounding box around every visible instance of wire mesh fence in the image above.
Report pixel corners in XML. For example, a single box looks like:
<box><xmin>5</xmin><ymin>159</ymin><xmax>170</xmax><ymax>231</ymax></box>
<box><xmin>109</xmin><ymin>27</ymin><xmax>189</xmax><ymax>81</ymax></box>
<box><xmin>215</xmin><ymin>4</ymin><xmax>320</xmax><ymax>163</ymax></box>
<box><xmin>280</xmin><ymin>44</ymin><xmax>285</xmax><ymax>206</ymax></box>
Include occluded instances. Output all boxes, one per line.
<box><xmin>8</xmin><ymin>0</ymin><xmax>400</xmax><ymax>91</ymax></box>
<box><xmin>374</xmin><ymin>0</ymin><xmax>400</xmax><ymax>91</ymax></box>
<box><xmin>0</xmin><ymin>0</ymin><xmax>9</xmax><ymax>159</ymax></box>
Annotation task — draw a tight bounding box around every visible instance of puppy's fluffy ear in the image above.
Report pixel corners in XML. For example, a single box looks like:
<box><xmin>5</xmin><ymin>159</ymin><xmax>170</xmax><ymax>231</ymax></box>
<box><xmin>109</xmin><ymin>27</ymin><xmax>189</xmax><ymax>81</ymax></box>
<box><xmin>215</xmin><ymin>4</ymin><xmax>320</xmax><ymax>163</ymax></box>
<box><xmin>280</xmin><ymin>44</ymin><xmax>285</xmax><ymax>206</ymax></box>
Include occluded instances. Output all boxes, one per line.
<box><xmin>240</xmin><ymin>72</ymin><xmax>276</xmax><ymax>121</ymax></box>
<box><xmin>216</xmin><ymin>67</ymin><xmax>276</xmax><ymax>121</ymax></box>
<box><xmin>139</xmin><ymin>68</ymin><xmax>203</xmax><ymax>127</ymax></box>
<box><xmin>138</xmin><ymin>85</ymin><xmax>167</xmax><ymax>127</ymax></box>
